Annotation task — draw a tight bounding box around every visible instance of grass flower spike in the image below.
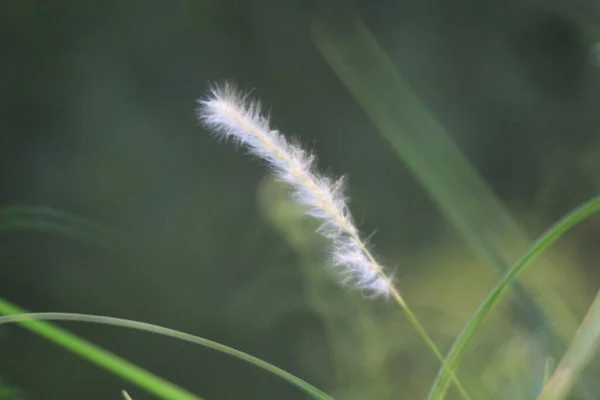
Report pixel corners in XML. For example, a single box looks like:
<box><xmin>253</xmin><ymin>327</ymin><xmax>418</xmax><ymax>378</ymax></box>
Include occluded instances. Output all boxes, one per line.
<box><xmin>198</xmin><ymin>82</ymin><xmax>470</xmax><ymax>400</ymax></box>
<box><xmin>198</xmin><ymin>83</ymin><xmax>394</xmax><ymax>298</ymax></box>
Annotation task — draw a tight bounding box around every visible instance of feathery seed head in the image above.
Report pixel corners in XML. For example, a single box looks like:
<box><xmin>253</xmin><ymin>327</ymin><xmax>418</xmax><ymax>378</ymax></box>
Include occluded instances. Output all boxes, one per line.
<box><xmin>198</xmin><ymin>82</ymin><xmax>394</xmax><ymax>298</ymax></box>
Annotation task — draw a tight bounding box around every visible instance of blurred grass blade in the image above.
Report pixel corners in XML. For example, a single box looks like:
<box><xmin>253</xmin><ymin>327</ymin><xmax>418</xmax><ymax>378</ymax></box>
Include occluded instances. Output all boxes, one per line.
<box><xmin>0</xmin><ymin>207</ymin><xmax>201</xmax><ymax>398</ymax></box>
<box><xmin>310</xmin><ymin>10</ymin><xmax>529</xmax><ymax>275</ymax></box>
<box><xmin>0</xmin><ymin>206</ymin><xmax>332</xmax><ymax>399</ymax></box>
<box><xmin>0</xmin><ymin>378</ymin><xmax>24</xmax><ymax>400</ymax></box>
<box><xmin>309</xmin><ymin>8</ymin><xmax>575</xmax><ymax>341</ymax></box>
<box><xmin>0</xmin><ymin>299</ymin><xmax>202</xmax><ymax>400</ymax></box>
<box><xmin>0</xmin><ymin>309</ymin><xmax>334</xmax><ymax>400</ymax></box>
<box><xmin>538</xmin><ymin>289</ymin><xmax>600</xmax><ymax>400</ymax></box>
<box><xmin>0</xmin><ymin>205</ymin><xmax>124</xmax><ymax>249</ymax></box>
<box><xmin>310</xmin><ymin>11</ymin><xmax>598</xmax><ymax>397</ymax></box>
<box><xmin>426</xmin><ymin>196</ymin><xmax>600</xmax><ymax>399</ymax></box>
<box><xmin>543</xmin><ymin>357</ymin><xmax>555</xmax><ymax>388</ymax></box>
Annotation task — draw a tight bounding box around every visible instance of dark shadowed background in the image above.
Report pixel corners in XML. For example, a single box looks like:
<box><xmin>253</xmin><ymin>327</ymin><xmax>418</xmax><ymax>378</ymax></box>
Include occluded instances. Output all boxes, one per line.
<box><xmin>2</xmin><ymin>1</ymin><xmax>600</xmax><ymax>399</ymax></box>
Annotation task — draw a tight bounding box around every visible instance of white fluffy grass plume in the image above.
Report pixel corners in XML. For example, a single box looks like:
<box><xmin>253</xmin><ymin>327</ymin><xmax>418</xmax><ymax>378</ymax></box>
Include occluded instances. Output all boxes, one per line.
<box><xmin>198</xmin><ymin>83</ymin><xmax>395</xmax><ymax>298</ymax></box>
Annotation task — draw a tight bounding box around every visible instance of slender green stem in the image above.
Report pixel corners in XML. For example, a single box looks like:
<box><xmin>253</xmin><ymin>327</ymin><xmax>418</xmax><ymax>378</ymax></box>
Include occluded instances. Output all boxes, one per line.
<box><xmin>427</xmin><ymin>196</ymin><xmax>600</xmax><ymax>400</ymax></box>
<box><xmin>351</xmin><ymin>233</ymin><xmax>470</xmax><ymax>399</ymax></box>
<box><xmin>0</xmin><ymin>309</ymin><xmax>334</xmax><ymax>400</ymax></box>
<box><xmin>389</xmin><ymin>290</ymin><xmax>471</xmax><ymax>400</ymax></box>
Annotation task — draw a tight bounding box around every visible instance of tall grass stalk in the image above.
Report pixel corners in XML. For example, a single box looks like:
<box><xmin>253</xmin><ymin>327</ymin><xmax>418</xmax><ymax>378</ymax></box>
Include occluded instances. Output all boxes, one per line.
<box><xmin>198</xmin><ymin>83</ymin><xmax>470</xmax><ymax>400</ymax></box>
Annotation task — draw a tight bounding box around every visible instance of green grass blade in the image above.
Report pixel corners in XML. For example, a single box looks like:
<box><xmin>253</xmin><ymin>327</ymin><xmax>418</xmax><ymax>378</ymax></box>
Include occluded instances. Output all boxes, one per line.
<box><xmin>310</xmin><ymin>12</ymin><xmax>600</xmax><ymax>398</ymax></box>
<box><xmin>0</xmin><ymin>308</ymin><xmax>334</xmax><ymax>400</ymax></box>
<box><xmin>538</xmin><ymin>289</ymin><xmax>600</xmax><ymax>400</ymax></box>
<box><xmin>0</xmin><ymin>205</ymin><xmax>124</xmax><ymax>249</ymax></box>
<box><xmin>310</xmin><ymin>10</ymin><xmax>528</xmax><ymax>274</ymax></box>
<box><xmin>310</xmin><ymin>9</ymin><xmax>563</xmax><ymax>341</ymax></box>
<box><xmin>427</xmin><ymin>196</ymin><xmax>600</xmax><ymax>400</ymax></box>
<box><xmin>0</xmin><ymin>206</ymin><xmax>332</xmax><ymax>399</ymax></box>
<box><xmin>0</xmin><ymin>299</ymin><xmax>202</xmax><ymax>400</ymax></box>
<box><xmin>0</xmin><ymin>378</ymin><xmax>24</xmax><ymax>400</ymax></box>
<box><xmin>0</xmin><ymin>207</ymin><xmax>204</xmax><ymax>398</ymax></box>
<box><xmin>542</xmin><ymin>357</ymin><xmax>555</xmax><ymax>388</ymax></box>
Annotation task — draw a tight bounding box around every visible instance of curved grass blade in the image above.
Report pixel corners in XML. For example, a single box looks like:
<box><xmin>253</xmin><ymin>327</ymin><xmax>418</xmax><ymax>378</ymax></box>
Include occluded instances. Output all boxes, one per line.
<box><xmin>0</xmin><ymin>308</ymin><xmax>334</xmax><ymax>400</ymax></box>
<box><xmin>427</xmin><ymin>196</ymin><xmax>600</xmax><ymax>400</ymax></box>
<box><xmin>309</xmin><ymin>12</ymin><xmax>584</xmax><ymax>380</ymax></box>
<box><xmin>0</xmin><ymin>299</ymin><xmax>202</xmax><ymax>400</ymax></box>
<box><xmin>0</xmin><ymin>206</ymin><xmax>332</xmax><ymax>399</ymax></box>
<box><xmin>0</xmin><ymin>205</ymin><xmax>125</xmax><ymax>249</ymax></box>
<box><xmin>538</xmin><ymin>289</ymin><xmax>600</xmax><ymax>400</ymax></box>
<box><xmin>0</xmin><ymin>208</ymin><xmax>205</xmax><ymax>398</ymax></box>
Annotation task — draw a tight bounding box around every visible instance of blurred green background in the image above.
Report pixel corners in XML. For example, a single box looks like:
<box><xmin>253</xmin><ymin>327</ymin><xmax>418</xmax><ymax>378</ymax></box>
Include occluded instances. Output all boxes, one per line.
<box><xmin>2</xmin><ymin>1</ymin><xmax>600</xmax><ymax>399</ymax></box>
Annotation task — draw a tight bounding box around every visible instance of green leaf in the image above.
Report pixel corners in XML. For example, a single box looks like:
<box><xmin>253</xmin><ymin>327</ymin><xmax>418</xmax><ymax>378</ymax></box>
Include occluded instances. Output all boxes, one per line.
<box><xmin>0</xmin><ymin>205</ymin><xmax>332</xmax><ymax>399</ymax></box>
<box><xmin>0</xmin><ymin>300</ymin><xmax>202</xmax><ymax>400</ymax></box>
<box><xmin>427</xmin><ymin>196</ymin><xmax>600</xmax><ymax>399</ymax></box>
<box><xmin>0</xmin><ymin>379</ymin><xmax>25</xmax><ymax>400</ymax></box>
<box><xmin>0</xmin><ymin>308</ymin><xmax>334</xmax><ymax>400</ymax></box>
<box><xmin>0</xmin><ymin>205</ymin><xmax>125</xmax><ymax>249</ymax></box>
<box><xmin>310</xmin><ymin>8</ymin><xmax>564</xmax><ymax>361</ymax></box>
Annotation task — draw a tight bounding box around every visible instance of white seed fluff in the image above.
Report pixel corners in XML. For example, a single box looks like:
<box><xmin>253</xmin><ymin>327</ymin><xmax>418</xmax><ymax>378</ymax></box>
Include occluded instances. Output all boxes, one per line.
<box><xmin>198</xmin><ymin>83</ymin><xmax>394</xmax><ymax>298</ymax></box>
